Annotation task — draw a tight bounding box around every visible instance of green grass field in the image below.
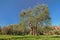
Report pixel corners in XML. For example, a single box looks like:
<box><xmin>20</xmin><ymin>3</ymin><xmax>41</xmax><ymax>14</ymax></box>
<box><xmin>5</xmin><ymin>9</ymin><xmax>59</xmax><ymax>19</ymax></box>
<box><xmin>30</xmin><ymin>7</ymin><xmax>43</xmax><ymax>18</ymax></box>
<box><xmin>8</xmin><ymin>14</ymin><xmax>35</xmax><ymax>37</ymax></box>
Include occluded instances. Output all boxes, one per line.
<box><xmin>0</xmin><ymin>35</ymin><xmax>60</xmax><ymax>40</ymax></box>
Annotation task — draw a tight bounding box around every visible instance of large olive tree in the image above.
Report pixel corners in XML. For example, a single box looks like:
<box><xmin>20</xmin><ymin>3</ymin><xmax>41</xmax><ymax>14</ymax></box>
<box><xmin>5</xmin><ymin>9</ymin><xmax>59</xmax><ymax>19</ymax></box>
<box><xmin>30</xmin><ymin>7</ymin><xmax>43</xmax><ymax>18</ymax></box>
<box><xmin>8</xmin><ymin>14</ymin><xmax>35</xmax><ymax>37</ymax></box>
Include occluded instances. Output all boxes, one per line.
<box><xmin>19</xmin><ymin>4</ymin><xmax>51</xmax><ymax>35</ymax></box>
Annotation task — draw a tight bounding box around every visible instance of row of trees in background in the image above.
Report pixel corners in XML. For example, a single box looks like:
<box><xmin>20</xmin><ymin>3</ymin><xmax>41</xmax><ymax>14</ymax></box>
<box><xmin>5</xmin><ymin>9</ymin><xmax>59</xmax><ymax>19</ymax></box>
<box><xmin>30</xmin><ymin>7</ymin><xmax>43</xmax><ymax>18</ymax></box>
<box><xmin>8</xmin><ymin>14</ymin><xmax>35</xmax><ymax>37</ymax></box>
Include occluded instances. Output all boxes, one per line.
<box><xmin>0</xmin><ymin>24</ymin><xmax>29</xmax><ymax>35</ymax></box>
<box><xmin>0</xmin><ymin>25</ymin><xmax>60</xmax><ymax>35</ymax></box>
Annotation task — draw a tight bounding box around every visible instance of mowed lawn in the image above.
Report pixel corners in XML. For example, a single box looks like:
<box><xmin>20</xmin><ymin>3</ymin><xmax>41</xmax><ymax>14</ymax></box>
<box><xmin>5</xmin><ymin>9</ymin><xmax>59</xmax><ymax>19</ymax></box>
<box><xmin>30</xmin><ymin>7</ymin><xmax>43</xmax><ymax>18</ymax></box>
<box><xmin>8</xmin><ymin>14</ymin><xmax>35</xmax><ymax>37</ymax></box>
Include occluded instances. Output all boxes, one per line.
<box><xmin>0</xmin><ymin>35</ymin><xmax>60</xmax><ymax>40</ymax></box>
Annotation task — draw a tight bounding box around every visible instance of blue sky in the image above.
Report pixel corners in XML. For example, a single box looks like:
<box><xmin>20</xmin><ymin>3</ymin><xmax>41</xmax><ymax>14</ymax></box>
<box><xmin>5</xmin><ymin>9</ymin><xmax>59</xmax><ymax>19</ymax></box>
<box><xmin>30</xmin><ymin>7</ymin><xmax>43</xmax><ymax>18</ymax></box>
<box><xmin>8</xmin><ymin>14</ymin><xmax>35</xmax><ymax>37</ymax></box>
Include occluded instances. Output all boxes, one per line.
<box><xmin>0</xmin><ymin>0</ymin><xmax>60</xmax><ymax>26</ymax></box>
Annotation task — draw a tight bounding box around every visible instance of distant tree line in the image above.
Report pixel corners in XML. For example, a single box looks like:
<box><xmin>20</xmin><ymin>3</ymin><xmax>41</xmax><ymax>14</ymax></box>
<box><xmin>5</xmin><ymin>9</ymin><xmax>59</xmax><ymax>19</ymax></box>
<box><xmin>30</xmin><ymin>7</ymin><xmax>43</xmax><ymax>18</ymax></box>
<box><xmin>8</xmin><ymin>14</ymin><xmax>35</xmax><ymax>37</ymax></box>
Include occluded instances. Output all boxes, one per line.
<box><xmin>0</xmin><ymin>24</ymin><xmax>60</xmax><ymax>35</ymax></box>
<box><xmin>0</xmin><ymin>24</ymin><xmax>29</xmax><ymax>35</ymax></box>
